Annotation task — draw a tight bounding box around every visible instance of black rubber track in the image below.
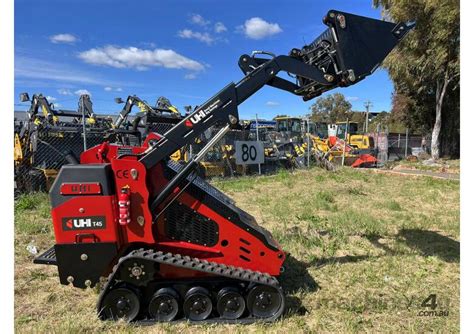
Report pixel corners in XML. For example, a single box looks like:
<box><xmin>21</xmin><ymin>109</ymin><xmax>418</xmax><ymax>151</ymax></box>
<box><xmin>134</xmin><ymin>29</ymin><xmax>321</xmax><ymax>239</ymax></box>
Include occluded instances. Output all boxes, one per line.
<box><xmin>97</xmin><ymin>248</ymin><xmax>285</xmax><ymax>324</ymax></box>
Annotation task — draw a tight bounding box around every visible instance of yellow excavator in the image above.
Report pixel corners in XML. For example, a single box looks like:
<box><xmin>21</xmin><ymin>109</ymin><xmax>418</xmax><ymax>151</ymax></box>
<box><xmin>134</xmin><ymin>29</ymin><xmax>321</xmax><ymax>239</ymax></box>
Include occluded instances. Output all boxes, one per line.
<box><xmin>335</xmin><ymin>121</ymin><xmax>374</xmax><ymax>151</ymax></box>
<box><xmin>14</xmin><ymin>93</ymin><xmax>111</xmax><ymax>193</ymax></box>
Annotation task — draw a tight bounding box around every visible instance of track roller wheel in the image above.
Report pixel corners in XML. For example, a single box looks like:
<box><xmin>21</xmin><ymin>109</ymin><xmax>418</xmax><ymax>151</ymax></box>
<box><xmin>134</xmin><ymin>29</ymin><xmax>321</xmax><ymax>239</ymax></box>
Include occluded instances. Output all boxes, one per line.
<box><xmin>216</xmin><ymin>287</ymin><xmax>245</xmax><ymax>319</ymax></box>
<box><xmin>246</xmin><ymin>285</ymin><xmax>284</xmax><ymax>319</ymax></box>
<box><xmin>183</xmin><ymin>286</ymin><xmax>212</xmax><ymax>321</ymax></box>
<box><xmin>99</xmin><ymin>286</ymin><xmax>140</xmax><ymax>322</ymax></box>
<box><xmin>148</xmin><ymin>287</ymin><xmax>180</xmax><ymax>322</ymax></box>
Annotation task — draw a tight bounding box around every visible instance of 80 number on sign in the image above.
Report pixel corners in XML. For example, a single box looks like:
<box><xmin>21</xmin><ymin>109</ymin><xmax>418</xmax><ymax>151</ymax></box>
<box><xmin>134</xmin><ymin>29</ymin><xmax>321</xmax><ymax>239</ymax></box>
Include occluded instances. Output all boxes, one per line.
<box><xmin>235</xmin><ymin>141</ymin><xmax>264</xmax><ymax>165</ymax></box>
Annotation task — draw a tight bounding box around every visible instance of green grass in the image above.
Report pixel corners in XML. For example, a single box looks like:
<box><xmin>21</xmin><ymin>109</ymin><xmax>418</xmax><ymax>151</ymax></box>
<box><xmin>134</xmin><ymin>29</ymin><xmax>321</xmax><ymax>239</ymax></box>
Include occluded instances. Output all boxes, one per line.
<box><xmin>14</xmin><ymin>167</ymin><xmax>459</xmax><ymax>333</ymax></box>
<box><xmin>385</xmin><ymin>200</ymin><xmax>402</xmax><ymax>211</ymax></box>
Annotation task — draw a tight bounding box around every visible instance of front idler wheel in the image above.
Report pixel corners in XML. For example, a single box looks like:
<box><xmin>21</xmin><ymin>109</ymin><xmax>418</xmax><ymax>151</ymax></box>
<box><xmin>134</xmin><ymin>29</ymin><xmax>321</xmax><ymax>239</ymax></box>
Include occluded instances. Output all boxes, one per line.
<box><xmin>216</xmin><ymin>287</ymin><xmax>245</xmax><ymax>320</ymax></box>
<box><xmin>99</xmin><ymin>287</ymin><xmax>140</xmax><ymax>322</ymax></box>
<box><xmin>148</xmin><ymin>287</ymin><xmax>180</xmax><ymax>322</ymax></box>
<box><xmin>246</xmin><ymin>285</ymin><xmax>284</xmax><ymax>319</ymax></box>
<box><xmin>183</xmin><ymin>286</ymin><xmax>213</xmax><ymax>321</ymax></box>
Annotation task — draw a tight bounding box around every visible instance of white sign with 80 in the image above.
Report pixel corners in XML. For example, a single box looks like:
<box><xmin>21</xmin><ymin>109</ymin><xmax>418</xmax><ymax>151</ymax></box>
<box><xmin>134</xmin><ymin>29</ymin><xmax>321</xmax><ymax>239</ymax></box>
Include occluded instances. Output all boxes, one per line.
<box><xmin>234</xmin><ymin>141</ymin><xmax>264</xmax><ymax>165</ymax></box>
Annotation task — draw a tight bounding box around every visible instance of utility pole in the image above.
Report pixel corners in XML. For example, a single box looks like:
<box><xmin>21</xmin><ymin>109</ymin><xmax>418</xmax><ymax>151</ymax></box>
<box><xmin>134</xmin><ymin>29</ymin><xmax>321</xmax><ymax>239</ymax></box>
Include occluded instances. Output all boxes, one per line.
<box><xmin>364</xmin><ymin>100</ymin><xmax>373</xmax><ymax>133</ymax></box>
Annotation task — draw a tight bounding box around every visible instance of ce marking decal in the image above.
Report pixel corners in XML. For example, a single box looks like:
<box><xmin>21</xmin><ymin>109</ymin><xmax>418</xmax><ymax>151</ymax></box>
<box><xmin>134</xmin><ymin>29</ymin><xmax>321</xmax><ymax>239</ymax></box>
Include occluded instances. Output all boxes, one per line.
<box><xmin>116</xmin><ymin>169</ymin><xmax>130</xmax><ymax>179</ymax></box>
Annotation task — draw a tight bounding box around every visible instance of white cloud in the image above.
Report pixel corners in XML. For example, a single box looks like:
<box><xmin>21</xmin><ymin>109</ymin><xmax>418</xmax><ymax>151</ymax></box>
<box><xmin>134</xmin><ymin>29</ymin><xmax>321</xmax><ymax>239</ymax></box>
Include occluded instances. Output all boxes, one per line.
<box><xmin>75</xmin><ymin>89</ymin><xmax>91</xmax><ymax>96</ymax></box>
<box><xmin>52</xmin><ymin>103</ymin><xmax>61</xmax><ymax>108</ymax></box>
<box><xmin>49</xmin><ymin>33</ymin><xmax>78</xmax><ymax>44</ymax></box>
<box><xmin>346</xmin><ymin>96</ymin><xmax>360</xmax><ymax>102</ymax></box>
<box><xmin>214</xmin><ymin>22</ymin><xmax>227</xmax><ymax>33</ymax></box>
<box><xmin>78</xmin><ymin>46</ymin><xmax>204</xmax><ymax>71</ymax></box>
<box><xmin>46</xmin><ymin>96</ymin><xmax>57</xmax><ymax>101</ymax></box>
<box><xmin>184</xmin><ymin>73</ymin><xmax>197</xmax><ymax>80</ymax></box>
<box><xmin>57</xmin><ymin>88</ymin><xmax>72</xmax><ymax>95</ymax></box>
<box><xmin>190</xmin><ymin>14</ymin><xmax>210</xmax><ymax>26</ymax></box>
<box><xmin>105</xmin><ymin>86</ymin><xmax>123</xmax><ymax>92</ymax></box>
<box><xmin>266</xmin><ymin>101</ymin><xmax>280</xmax><ymax>107</ymax></box>
<box><xmin>239</xmin><ymin>17</ymin><xmax>282</xmax><ymax>39</ymax></box>
<box><xmin>178</xmin><ymin>29</ymin><xmax>214</xmax><ymax>45</ymax></box>
<box><xmin>15</xmin><ymin>56</ymin><xmax>123</xmax><ymax>86</ymax></box>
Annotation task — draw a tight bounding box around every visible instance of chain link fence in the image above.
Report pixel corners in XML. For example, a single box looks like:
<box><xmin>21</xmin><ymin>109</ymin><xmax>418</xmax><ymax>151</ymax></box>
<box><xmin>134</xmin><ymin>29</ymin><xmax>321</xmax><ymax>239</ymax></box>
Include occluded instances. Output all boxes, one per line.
<box><xmin>14</xmin><ymin>118</ymin><xmax>180</xmax><ymax>195</ymax></box>
<box><xmin>369</xmin><ymin>127</ymin><xmax>430</xmax><ymax>166</ymax></box>
<box><xmin>15</xmin><ymin>124</ymin><xmax>110</xmax><ymax>194</ymax></box>
<box><xmin>385</xmin><ymin>133</ymin><xmax>430</xmax><ymax>162</ymax></box>
<box><xmin>14</xmin><ymin>114</ymin><xmax>432</xmax><ymax>195</ymax></box>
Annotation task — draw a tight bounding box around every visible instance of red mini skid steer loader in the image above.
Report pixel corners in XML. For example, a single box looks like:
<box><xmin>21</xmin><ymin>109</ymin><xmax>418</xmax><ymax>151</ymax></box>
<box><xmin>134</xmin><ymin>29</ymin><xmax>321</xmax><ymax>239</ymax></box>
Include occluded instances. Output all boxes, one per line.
<box><xmin>34</xmin><ymin>10</ymin><xmax>412</xmax><ymax>323</ymax></box>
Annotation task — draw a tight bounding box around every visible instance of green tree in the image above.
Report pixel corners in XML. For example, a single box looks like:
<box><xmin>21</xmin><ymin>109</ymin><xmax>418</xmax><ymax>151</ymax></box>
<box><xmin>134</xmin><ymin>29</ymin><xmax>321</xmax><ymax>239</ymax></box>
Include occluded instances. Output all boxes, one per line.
<box><xmin>368</xmin><ymin>110</ymin><xmax>407</xmax><ymax>133</ymax></box>
<box><xmin>373</xmin><ymin>0</ymin><xmax>460</xmax><ymax>159</ymax></box>
<box><xmin>309</xmin><ymin>93</ymin><xmax>353</xmax><ymax>123</ymax></box>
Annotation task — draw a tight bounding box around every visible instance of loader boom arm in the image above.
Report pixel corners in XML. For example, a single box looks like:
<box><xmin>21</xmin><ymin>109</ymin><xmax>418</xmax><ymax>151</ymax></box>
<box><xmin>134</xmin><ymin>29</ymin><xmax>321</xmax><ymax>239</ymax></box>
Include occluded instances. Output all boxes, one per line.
<box><xmin>137</xmin><ymin>9</ymin><xmax>412</xmax><ymax>213</ymax></box>
<box><xmin>140</xmin><ymin>9</ymin><xmax>412</xmax><ymax>170</ymax></box>
<box><xmin>139</xmin><ymin>55</ymin><xmax>330</xmax><ymax>169</ymax></box>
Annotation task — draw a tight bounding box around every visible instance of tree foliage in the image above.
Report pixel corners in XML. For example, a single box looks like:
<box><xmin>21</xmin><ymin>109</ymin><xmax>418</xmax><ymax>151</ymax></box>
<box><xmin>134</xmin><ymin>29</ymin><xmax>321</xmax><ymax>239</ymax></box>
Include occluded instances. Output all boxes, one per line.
<box><xmin>309</xmin><ymin>93</ymin><xmax>388</xmax><ymax>131</ymax></box>
<box><xmin>309</xmin><ymin>93</ymin><xmax>353</xmax><ymax>123</ymax></box>
<box><xmin>367</xmin><ymin>110</ymin><xmax>407</xmax><ymax>133</ymax></box>
<box><xmin>373</xmin><ymin>0</ymin><xmax>460</xmax><ymax>158</ymax></box>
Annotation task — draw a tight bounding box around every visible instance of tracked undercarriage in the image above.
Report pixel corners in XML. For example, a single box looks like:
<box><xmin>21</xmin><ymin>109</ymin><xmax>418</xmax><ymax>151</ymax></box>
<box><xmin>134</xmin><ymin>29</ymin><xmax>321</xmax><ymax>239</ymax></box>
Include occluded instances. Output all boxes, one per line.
<box><xmin>97</xmin><ymin>249</ymin><xmax>285</xmax><ymax>322</ymax></box>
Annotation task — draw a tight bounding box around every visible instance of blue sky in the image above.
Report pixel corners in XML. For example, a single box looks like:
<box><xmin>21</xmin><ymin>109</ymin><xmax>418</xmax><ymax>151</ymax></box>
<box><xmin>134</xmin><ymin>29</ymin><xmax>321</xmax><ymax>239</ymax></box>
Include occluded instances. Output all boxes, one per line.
<box><xmin>14</xmin><ymin>0</ymin><xmax>394</xmax><ymax>119</ymax></box>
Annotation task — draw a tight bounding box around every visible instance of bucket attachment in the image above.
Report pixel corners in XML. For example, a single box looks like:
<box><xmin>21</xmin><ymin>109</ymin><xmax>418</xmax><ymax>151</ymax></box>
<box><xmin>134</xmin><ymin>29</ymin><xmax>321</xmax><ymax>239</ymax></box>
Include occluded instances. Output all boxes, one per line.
<box><xmin>292</xmin><ymin>10</ymin><xmax>414</xmax><ymax>100</ymax></box>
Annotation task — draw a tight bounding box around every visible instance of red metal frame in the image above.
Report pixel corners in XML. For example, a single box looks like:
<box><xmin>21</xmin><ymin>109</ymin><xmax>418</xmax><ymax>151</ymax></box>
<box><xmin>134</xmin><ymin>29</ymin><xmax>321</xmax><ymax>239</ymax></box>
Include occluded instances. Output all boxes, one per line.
<box><xmin>52</xmin><ymin>138</ymin><xmax>285</xmax><ymax>279</ymax></box>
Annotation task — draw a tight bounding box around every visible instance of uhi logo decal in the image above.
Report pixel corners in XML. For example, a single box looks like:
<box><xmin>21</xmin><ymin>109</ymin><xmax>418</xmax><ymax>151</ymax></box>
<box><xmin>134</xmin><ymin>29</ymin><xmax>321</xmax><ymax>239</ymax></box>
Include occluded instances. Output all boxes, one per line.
<box><xmin>189</xmin><ymin>99</ymin><xmax>220</xmax><ymax>124</ymax></box>
<box><xmin>62</xmin><ymin>216</ymin><xmax>106</xmax><ymax>230</ymax></box>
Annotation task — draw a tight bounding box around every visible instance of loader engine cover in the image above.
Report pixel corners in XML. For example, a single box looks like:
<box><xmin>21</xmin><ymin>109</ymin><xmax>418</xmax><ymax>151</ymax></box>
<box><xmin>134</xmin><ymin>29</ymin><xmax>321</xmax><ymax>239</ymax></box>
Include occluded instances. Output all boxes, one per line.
<box><xmin>47</xmin><ymin>164</ymin><xmax>120</xmax><ymax>288</ymax></box>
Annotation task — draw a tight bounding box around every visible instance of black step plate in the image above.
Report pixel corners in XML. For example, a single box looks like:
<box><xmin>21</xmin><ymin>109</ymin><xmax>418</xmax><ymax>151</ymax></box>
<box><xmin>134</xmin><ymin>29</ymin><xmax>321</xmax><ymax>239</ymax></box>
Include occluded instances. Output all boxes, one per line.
<box><xmin>33</xmin><ymin>246</ymin><xmax>57</xmax><ymax>265</ymax></box>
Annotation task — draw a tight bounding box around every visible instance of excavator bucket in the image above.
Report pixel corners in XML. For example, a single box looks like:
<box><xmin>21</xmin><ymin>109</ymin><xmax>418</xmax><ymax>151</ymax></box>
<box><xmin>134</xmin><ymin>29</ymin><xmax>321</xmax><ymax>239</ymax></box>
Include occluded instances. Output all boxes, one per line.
<box><xmin>294</xmin><ymin>10</ymin><xmax>414</xmax><ymax>100</ymax></box>
<box><xmin>351</xmin><ymin>154</ymin><xmax>378</xmax><ymax>168</ymax></box>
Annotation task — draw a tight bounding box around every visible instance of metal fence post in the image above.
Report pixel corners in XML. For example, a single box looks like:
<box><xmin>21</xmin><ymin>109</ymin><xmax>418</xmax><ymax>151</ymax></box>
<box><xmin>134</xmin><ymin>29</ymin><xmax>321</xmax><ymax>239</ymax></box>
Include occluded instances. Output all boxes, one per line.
<box><xmin>255</xmin><ymin>113</ymin><xmax>261</xmax><ymax>175</ymax></box>
<box><xmin>81</xmin><ymin>97</ymin><xmax>87</xmax><ymax>151</ymax></box>
<box><xmin>307</xmin><ymin>132</ymin><xmax>310</xmax><ymax>168</ymax></box>
<box><xmin>405</xmin><ymin>128</ymin><xmax>408</xmax><ymax>157</ymax></box>
<box><xmin>302</xmin><ymin>117</ymin><xmax>309</xmax><ymax>168</ymax></box>
<box><xmin>341</xmin><ymin>118</ymin><xmax>348</xmax><ymax>166</ymax></box>
<box><xmin>375</xmin><ymin>124</ymin><xmax>379</xmax><ymax>167</ymax></box>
